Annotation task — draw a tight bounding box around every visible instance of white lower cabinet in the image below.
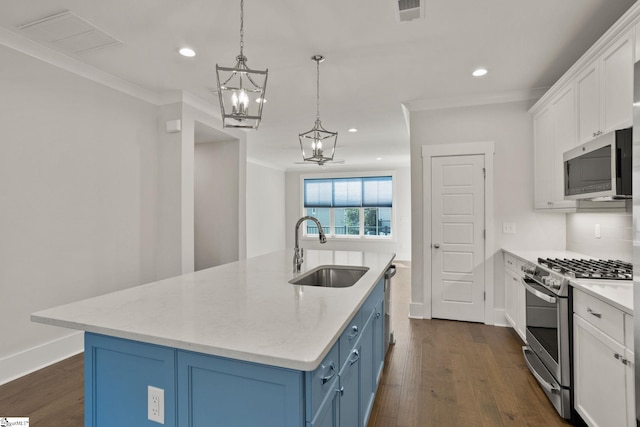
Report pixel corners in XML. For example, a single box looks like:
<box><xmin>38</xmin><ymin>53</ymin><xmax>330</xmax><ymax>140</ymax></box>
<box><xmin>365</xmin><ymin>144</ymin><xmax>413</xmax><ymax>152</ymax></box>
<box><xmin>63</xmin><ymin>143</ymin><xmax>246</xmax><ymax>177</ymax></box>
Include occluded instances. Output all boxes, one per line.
<box><xmin>504</xmin><ymin>253</ymin><xmax>526</xmax><ymax>341</ymax></box>
<box><xmin>572</xmin><ymin>289</ymin><xmax>634</xmax><ymax>427</ymax></box>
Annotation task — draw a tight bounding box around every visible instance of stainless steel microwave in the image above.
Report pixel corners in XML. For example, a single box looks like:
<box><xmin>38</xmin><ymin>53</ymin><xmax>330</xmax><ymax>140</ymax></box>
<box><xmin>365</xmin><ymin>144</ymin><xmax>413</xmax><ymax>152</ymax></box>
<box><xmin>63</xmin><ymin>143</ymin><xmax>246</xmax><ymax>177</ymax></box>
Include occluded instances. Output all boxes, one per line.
<box><xmin>563</xmin><ymin>127</ymin><xmax>632</xmax><ymax>200</ymax></box>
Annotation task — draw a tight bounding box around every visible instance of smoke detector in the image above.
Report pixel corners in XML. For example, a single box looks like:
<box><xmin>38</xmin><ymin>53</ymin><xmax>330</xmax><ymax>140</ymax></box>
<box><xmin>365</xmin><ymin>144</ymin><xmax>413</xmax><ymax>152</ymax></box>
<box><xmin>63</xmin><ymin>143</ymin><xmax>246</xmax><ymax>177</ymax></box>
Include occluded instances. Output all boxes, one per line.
<box><xmin>18</xmin><ymin>11</ymin><xmax>122</xmax><ymax>55</ymax></box>
<box><xmin>396</xmin><ymin>0</ymin><xmax>424</xmax><ymax>22</ymax></box>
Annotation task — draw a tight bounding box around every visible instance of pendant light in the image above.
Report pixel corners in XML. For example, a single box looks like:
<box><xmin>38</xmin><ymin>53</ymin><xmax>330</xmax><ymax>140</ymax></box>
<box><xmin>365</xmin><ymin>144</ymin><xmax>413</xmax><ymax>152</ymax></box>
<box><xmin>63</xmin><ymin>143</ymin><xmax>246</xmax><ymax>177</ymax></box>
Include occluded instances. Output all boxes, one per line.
<box><xmin>216</xmin><ymin>0</ymin><xmax>268</xmax><ymax>129</ymax></box>
<box><xmin>299</xmin><ymin>55</ymin><xmax>338</xmax><ymax>165</ymax></box>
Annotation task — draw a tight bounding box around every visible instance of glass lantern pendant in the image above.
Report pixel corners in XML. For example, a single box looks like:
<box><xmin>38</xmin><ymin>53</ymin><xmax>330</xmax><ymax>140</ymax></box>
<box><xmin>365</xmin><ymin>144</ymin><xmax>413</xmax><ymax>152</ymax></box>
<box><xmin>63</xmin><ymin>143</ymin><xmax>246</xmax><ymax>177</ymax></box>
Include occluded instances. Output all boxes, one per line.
<box><xmin>299</xmin><ymin>55</ymin><xmax>338</xmax><ymax>165</ymax></box>
<box><xmin>216</xmin><ymin>0</ymin><xmax>268</xmax><ymax>129</ymax></box>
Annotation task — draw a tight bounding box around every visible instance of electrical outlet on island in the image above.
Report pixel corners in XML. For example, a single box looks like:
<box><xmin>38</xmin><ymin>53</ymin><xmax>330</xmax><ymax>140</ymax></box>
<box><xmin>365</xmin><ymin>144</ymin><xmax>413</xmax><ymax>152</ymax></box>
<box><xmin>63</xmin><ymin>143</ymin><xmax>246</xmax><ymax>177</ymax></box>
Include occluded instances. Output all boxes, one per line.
<box><xmin>148</xmin><ymin>385</ymin><xmax>165</xmax><ymax>424</ymax></box>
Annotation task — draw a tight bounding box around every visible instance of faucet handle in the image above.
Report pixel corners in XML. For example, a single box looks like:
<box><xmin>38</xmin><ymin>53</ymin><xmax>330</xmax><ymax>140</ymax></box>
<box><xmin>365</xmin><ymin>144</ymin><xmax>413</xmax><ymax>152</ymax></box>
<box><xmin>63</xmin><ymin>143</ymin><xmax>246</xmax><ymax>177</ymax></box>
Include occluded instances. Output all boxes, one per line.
<box><xmin>300</xmin><ymin>247</ymin><xmax>304</xmax><ymax>261</ymax></box>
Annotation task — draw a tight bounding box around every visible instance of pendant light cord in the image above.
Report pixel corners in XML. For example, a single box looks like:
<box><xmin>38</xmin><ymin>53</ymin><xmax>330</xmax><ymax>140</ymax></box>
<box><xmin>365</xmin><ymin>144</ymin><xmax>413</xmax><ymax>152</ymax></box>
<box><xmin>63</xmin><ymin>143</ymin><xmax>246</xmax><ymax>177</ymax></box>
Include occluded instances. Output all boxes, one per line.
<box><xmin>316</xmin><ymin>58</ymin><xmax>320</xmax><ymax>121</ymax></box>
<box><xmin>239</xmin><ymin>0</ymin><xmax>244</xmax><ymax>57</ymax></box>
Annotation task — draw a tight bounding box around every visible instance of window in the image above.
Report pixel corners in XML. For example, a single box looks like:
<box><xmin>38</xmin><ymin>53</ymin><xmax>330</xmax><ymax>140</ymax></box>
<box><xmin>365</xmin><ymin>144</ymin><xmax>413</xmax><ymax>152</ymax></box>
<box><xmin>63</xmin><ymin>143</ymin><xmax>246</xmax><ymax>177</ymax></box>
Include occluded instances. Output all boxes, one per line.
<box><xmin>303</xmin><ymin>176</ymin><xmax>392</xmax><ymax>238</ymax></box>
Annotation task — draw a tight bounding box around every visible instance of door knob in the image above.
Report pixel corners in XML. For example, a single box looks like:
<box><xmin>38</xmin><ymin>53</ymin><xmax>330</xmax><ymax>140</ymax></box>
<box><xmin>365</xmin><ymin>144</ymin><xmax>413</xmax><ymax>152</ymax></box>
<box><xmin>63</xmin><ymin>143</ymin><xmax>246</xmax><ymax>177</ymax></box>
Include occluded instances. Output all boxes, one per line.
<box><xmin>433</xmin><ymin>243</ymin><xmax>440</xmax><ymax>249</ymax></box>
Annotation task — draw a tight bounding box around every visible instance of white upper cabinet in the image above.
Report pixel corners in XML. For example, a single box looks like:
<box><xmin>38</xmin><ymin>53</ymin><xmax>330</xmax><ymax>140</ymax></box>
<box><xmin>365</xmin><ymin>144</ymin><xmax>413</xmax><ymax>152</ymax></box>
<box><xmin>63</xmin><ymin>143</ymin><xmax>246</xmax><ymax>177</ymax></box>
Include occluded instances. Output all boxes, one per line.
<box><xmin>531</xmin><ymin>10</ymin><xmax>637</xmax><ymax>213</ymax></box>
<box><xmin>601</xmin><ymin>31</ymin><xmax>634</xmax><ymax>132</ymax></box>
<box><xmin>635</xmin><ymin>22</ymin><xmax>640</xmax><ymax>61</ymax></box>
<box><xmin>577</xmin><ymin>31</ymin><xmax>634</xmax><ymax>144</ymax></box>
<box><xmin>533</xmin><ymin>86</ymin><xmax>578</xmax><ymax>210</ymax></box>
<box><xmin>577</xmin><ymin>63</ymin><xmax>600</xmax><ymax>144</ymax></box>
<box><xmin>551</xmin><ymin>85</ymin><xmax>577</xmax><ymax>202</ymax></box>
<box><xmin>533</xmin><ymin>106</ymin><xmax>554</xmax><ymax>209</ymax></box>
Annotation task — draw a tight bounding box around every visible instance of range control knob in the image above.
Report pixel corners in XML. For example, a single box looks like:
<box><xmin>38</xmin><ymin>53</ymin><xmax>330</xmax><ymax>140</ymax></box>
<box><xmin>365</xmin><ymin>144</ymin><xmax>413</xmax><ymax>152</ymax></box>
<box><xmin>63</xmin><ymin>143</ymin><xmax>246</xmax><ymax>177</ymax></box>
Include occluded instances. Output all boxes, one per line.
<box><xmin>521</xmin><ymin>265</ymin><xmax>535</xmax><ymax>275</ymax></box>
<box><xmin>546</xmin><ymin>278</ymin><xmax>561</xmax><ymax>290</ymax></box>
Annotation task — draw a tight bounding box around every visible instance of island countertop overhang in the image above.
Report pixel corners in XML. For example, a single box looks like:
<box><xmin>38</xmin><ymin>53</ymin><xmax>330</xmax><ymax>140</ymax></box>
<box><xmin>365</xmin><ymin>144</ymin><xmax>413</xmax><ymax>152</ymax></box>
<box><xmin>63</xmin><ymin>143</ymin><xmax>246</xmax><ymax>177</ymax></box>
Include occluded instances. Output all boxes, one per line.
<box><xmin>31</xmin><ymin>249</ymin><xmax>396</xmax><ymax>371</ymax></box>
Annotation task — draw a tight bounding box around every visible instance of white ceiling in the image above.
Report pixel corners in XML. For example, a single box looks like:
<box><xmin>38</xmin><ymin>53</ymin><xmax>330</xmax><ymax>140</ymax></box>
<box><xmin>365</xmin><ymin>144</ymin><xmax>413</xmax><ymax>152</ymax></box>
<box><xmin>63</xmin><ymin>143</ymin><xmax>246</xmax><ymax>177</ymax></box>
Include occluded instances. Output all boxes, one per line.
<box><xmin>0</xmin><ymin>0</ymin><xmax>636</xmax><ymax>170</ymax></box>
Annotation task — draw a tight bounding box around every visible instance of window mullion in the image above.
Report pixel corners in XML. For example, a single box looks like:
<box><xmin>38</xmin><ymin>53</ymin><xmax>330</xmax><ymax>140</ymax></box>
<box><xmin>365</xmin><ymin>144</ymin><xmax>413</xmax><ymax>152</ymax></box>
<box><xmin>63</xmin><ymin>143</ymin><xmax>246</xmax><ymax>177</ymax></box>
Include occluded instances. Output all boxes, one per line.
<box><xmin>359</xmin><ymin>208</ymin><xmax>364</xmax><ymax>237</ymax></box>
<box><xmin>330</xmin><ymin>208</ymin><xmax>335</xmax><ymax>237</ymax></box>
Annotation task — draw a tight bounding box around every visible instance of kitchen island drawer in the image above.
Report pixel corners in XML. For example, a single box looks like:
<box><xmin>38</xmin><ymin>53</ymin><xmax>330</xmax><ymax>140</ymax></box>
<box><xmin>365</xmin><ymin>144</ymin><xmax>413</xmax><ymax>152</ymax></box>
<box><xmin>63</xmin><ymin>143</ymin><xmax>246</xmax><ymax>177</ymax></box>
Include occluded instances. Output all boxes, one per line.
<box><xmin>574</xmin><ymin>288</ymin><xmax>624</xmax><ymax>343</ymax></box>
<box><xmin>306</xmin><ymin>343</ymin><xmax>339</xmax><ymax>420</ymax></box>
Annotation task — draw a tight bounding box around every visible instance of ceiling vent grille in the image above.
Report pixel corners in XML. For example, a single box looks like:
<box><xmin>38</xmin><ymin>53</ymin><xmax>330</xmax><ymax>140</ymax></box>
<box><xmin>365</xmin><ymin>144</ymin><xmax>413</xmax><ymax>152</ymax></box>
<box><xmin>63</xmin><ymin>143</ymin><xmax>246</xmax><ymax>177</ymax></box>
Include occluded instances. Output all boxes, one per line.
<box><xmin>397</xmin><ymin>0</ymin><xmax>423</xmax><ymax>22</ymax></box>
<box><xmin>18</xmin><ymin>11</ymin><xmax>122</xmax><ymax>55</ymax></box>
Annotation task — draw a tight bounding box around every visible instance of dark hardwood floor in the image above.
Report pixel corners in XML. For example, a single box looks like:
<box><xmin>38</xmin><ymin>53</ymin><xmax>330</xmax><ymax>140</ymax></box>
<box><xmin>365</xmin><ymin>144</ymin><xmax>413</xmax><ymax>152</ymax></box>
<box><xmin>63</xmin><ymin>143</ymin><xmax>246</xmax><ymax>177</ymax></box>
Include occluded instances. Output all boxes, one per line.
<box><xmin>368</xmin><ymin>262</ymin><xmax>572</xmax><ymax>427</ymax></box>
<box><xmin>0</xmin><ymin>262</ymin><xmax>573</xmax><ymax>426</ymax></box>
<box><xmin>0</xmin><ymin>352</ymin><xmax>83</xmax><ymax>425</ymax></box>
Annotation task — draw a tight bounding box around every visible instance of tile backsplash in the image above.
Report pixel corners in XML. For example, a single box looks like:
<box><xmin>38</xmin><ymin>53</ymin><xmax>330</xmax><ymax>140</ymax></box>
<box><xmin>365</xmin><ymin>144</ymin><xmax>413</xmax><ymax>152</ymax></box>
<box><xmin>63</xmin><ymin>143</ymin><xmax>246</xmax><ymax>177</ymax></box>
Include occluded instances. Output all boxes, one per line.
<box><xmin>566</xmin><ymin>212</ymin><xmax>632</xmax><ymax>262</ymax></box>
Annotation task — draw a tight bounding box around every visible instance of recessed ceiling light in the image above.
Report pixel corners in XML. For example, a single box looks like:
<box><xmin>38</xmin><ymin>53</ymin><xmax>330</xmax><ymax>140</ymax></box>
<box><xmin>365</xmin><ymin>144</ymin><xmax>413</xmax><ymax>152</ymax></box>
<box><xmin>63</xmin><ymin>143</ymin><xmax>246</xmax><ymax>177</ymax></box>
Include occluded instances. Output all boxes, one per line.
<box><xmin>472</xmin><ymin>68</ymin><xmax>488</xmax><ymax>77</ymax></box>
<box><xmin>179</xmin><ymin>47</ymin><xmax>196</xmax><ymax>57</ymax></box>
<box><xmin>376</xmin><ymin>157</ymin><xmax>382</xmax><ymax>161</ymax></box>
<box><xmin>348</xmin><ymin>128</ymin><xmax>358</xmax><ymax>133</ymax></box>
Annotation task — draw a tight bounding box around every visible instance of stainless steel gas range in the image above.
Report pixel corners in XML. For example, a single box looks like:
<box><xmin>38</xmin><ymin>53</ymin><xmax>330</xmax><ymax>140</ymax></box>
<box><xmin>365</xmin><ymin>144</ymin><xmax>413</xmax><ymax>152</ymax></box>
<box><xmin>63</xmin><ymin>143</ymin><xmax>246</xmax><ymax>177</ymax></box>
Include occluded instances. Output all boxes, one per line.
<box><xmin>520</xmin><ymin>257</ymin><xmax>632</xmax><ymax>420</ymax></box>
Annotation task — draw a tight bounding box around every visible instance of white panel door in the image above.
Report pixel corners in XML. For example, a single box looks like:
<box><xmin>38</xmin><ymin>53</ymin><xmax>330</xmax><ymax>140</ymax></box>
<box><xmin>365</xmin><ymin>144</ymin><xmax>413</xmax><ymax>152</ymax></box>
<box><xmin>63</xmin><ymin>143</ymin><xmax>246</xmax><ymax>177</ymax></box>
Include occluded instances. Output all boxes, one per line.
<box><xmin>431</xmin><ymin>155</ymin><xmax>485</xmax><ymax>322</ymax></box>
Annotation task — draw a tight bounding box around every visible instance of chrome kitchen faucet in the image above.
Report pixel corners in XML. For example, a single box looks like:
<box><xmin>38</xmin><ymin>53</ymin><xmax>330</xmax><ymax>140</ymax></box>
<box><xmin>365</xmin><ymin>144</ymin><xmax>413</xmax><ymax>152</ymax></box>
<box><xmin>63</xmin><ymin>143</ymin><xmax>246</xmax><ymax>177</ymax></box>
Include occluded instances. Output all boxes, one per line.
<box><xmin>293</xmin><ymin>216</ymin><xmax>327</xmax><ymax>273</ymax></box>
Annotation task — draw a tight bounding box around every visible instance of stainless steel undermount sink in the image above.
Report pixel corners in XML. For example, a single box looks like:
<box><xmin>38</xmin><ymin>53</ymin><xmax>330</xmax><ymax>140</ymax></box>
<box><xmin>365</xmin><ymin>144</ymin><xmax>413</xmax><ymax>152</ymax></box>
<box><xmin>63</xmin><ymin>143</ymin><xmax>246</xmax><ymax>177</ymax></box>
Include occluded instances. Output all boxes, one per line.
<box><xmin>289</xmin><ymin>265</ymin><xmax>369</xmax><ymax>288</ymax></box>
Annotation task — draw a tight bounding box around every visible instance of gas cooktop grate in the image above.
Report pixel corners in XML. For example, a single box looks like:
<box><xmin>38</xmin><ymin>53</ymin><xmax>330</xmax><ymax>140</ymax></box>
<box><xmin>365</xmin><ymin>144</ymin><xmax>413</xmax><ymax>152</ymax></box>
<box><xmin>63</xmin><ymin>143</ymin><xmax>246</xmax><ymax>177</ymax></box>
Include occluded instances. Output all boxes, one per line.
<box><xmin>537</xmin><ymin>258</ymin><xmax>632</xmax><ymax>280</ymax></box>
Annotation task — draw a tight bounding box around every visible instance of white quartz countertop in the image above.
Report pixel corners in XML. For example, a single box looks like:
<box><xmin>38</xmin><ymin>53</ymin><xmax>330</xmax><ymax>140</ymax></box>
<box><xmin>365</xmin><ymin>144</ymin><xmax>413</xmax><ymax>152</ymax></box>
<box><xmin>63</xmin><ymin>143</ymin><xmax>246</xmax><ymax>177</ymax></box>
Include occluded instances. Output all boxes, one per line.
<box><xmin>32</xmin><ymin>249</ymin><xmax>396</xmax><ymax>371</ymax></box>
<box><xmin>502</xmin><ymin>248</ymin><xmax>633</xmax><ymax>315</ymax></box>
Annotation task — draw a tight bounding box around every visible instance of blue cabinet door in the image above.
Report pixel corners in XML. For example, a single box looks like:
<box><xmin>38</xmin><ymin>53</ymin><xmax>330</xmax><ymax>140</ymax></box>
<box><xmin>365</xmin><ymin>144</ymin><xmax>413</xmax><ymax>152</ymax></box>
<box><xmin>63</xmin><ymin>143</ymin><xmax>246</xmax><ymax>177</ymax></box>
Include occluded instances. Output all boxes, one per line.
<box><xmin>372</xmin><ymin>297</ymin><xmax>385</xmax><ymax>386</ymax></box>
<box><xmin>177</xmin><ymin>350</ymin><xmax>304</xmax><ymax>427</ymax></box>
<box><xmin>359</xmin><ymin>314</ymin><xmax>375</xmax><ymax>426</ymax></box>
<box><xmin>309</xmin><ymin>377</ymin><xmax>339</xmax><ymax>427</ymax></box>
<box><xmin>84</xmin><ymin>333</ymin><xmax>177</xmax><ymax>427</ymax></box>
<box><xmin>338</xmin><ymin>345</ymin><xmax>362</xmax><ymax>427</ymax></box>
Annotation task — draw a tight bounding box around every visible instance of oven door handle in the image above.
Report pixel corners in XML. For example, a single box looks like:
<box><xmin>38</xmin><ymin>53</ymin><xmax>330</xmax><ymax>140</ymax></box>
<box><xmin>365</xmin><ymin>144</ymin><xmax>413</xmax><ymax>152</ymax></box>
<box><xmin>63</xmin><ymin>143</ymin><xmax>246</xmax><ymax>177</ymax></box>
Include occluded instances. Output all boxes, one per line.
<box><xmin>521</xmin><ymin>278</ymin><xmax>557</xmax><ymax>304</ymax></box>
<box><xmin>522</xmin><ymin>347</ymin><xmax>561</xmax><ymax>395</ymax></box>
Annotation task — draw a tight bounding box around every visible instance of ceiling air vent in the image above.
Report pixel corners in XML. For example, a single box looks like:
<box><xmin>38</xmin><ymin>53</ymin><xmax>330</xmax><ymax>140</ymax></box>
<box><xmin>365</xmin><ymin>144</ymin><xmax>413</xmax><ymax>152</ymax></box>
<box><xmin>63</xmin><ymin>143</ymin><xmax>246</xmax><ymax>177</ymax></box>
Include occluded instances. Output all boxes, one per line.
<box><xmin>397</xmin><ymin>0</ymin><xmax>423</xmax><ymax>22</ymax></box>
<box><xmin>18</xmin><ymin>11</ymin><xmax>122</xmax><ymax>55</ymax></box>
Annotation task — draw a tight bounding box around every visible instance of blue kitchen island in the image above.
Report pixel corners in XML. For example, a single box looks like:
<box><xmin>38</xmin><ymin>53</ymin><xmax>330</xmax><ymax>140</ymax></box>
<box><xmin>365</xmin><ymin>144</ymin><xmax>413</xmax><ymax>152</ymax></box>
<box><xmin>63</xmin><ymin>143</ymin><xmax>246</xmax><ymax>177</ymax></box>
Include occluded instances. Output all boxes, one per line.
<box><xmin>32</xmin><ymin>249</ymin><xmax>395</xmax><ymax>426</ymax></box>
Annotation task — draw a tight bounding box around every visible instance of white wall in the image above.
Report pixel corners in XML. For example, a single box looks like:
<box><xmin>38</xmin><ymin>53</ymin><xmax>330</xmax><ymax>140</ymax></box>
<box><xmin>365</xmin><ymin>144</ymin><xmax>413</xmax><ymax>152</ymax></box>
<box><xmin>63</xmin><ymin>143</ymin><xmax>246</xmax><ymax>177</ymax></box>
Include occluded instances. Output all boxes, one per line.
<box><xmin>409</xmin><ymin>100</ymin><xmax>566</xmax><ymax>319</ymax></box>
<box><xmin>566</xmin><ymin>211</ymin><xmax>632</xmax><ymax>262</ymax></box>
<box><xmin>194</xmin><ymin>140</ymin><xmax>241</xmax><ymax>270</ymax></box>
<box><xmin>156</xmin><ymin>102</ymin><xmax>184</xmax><ymax>279</ymax></box>
<box><xmin>285</xmin><ymin>166</ymin><xmax>412</xmax><ymax>261</ymax></box>
<box><xmin>0</xmin><ymin>44</ymin><xmax>168</xmax><ymax>382</ymax></box>
<box><xmin>246</xmin><ymin>161</ymin><xmax>286</xmax><ymax>258</ymax></box>
<box><xmin>183</xmin><ymin>104</ymin><xmax>247</xmax><ymax>264</ymax></box>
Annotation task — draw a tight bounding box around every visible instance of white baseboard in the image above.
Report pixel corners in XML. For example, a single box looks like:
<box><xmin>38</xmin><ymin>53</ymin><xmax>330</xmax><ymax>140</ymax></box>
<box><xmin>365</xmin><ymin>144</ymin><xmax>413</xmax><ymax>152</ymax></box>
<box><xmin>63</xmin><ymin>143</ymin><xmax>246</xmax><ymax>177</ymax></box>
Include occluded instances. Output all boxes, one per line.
<box><xmin>408</xmin><ymin>302</ymin><xmax>426</xmax><ymax>319</ymax></box>
<box><xmin>0</xmin><ymin>332</ymin><xmax>84</xmax><ymax>386</ymax></box>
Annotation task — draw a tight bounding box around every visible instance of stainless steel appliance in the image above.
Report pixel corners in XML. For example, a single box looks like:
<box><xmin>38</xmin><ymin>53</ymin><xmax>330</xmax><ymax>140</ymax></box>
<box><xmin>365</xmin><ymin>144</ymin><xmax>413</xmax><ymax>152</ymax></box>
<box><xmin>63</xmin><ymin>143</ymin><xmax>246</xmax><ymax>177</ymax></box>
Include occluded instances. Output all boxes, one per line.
<box><xmin>522</xmin><ymin>257</ymin><xmax>633</xmax><ymax>420</ymax></box>
<box><xmin>563</xmin><ymin>127</ymin><xmax>632</xmax><ymax>200</ymax></box>
<box><xmin>633</xmin><ymin>60</ymin><xmax>640</xmax><ymax>425</ymax></box>
<box><xmin>384</xmin><ymin>265</ymin><xmax>396</xmax><ymax>353</ymax></box>
<box><xmin>521</xmin><ymin>260</ymin><xmax>572</xmax><ymax>419</ymax></box>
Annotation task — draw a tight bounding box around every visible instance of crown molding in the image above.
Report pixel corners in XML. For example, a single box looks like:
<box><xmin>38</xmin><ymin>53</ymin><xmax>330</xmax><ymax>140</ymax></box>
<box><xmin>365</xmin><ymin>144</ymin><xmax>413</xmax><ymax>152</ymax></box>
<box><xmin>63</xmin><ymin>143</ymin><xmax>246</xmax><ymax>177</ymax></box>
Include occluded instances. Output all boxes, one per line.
<box><xmin>403</xmin><ymin>87</ymin><xmax>548</xmax><ymax>112</ymax></box>
<box><xmin>0</xmin><ymin>26</ymin><xmax>162</xmax><ymax>105</ymax></box>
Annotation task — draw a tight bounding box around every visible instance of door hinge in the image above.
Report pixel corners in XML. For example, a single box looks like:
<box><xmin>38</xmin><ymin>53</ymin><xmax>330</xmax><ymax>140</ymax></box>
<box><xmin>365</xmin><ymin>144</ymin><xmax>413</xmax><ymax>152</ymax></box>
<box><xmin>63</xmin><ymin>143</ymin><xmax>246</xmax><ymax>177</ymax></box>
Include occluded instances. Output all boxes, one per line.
<box><xmin>483</xmin><ymin>229</ymin><xmax>486</xmax><ymax>239</ymax></box>
<box><xmin>615</xmin><ymin>353</ymin><xmax>629</xmax><ymax>365</ymax></box>
<box><xmin>482</xmin><ymin>167</ymin><xmax>486</xmax><ymax>178</ymax></box>
<box><xmin>483</xmin><ymin>291</ymin><xmax>486</xmax><ymax>301</ymax></box>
